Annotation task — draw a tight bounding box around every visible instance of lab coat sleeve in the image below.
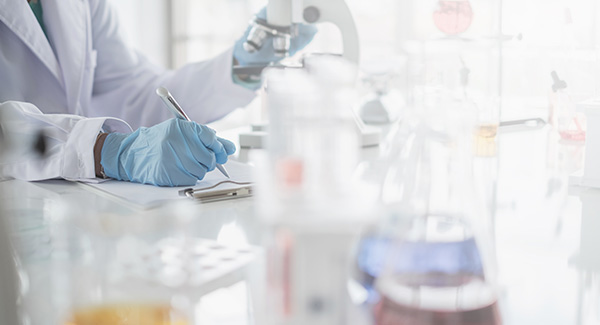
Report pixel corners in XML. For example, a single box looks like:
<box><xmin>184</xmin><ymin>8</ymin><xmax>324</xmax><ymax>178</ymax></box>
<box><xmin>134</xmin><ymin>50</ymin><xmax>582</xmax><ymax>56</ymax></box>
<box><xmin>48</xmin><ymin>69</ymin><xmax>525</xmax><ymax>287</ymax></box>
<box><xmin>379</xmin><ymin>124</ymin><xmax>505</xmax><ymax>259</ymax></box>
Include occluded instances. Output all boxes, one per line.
<box><xmin>87</xmin><ymin>0</ymin><xmax>257</xmax><ymax>129</ymax></box>
<box><xmin>0</xmin><ymin>101</ymin><xmax>131</xmax><ymax>182</ymax></box>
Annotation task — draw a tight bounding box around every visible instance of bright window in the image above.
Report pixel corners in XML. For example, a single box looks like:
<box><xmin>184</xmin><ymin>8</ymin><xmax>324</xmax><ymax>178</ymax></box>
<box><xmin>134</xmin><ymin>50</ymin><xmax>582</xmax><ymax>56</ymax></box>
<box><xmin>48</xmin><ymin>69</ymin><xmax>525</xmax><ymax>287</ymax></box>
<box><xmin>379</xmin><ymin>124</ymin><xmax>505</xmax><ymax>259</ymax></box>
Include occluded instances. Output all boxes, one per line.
<box><xmin>112</xmin><ymin>0</ymin><xmax>600</xmax><ymax>125</ymax></box>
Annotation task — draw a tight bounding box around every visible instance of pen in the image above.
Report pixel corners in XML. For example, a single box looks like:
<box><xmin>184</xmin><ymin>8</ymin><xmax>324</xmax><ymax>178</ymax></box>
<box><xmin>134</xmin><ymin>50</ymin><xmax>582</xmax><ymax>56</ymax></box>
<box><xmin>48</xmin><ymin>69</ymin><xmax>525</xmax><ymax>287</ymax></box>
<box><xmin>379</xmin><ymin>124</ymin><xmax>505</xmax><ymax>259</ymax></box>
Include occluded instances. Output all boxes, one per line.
<box><xmin>156</xmin><ymin>86</ymin><xmax>230</xmax><ymax>179</ymax></box>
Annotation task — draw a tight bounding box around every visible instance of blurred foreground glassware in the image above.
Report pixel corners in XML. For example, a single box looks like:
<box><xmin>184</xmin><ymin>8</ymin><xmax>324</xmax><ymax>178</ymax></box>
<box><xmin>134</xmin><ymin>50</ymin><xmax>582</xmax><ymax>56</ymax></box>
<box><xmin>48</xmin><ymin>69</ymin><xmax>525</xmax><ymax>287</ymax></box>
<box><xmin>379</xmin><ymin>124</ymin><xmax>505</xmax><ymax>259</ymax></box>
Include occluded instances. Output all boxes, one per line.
<box><xmin>374</xmin><ymin>95</ymin><xmax>502</xmax><ymax>325</ymax></box>
<box><xmin>48</xmin><ymin>200</ymin><xmax>200</xmax><ymax>325</ymax></box>
<box><xmin>0</xmin><ymin>122</ymin><xmax>21</xmax><ymax>324</ymax></box>
<box><xmin>253</xmin><ymin>56</ymin><xmax>373</xmax><ymax>325</ymax></box>
<box><xmin>63</xmin><ymin>304</ymin><xmax>188</xmax><ymax>325</ymax></box>
<box><xmin>45</xmin><ymin>198</ymin><xmax>259</xmax><ymax>325</ymax></box>
<box><xmin>0</xmin><ymin>203</ymin><xmax>19</xmax><ymax>325</ymax></box>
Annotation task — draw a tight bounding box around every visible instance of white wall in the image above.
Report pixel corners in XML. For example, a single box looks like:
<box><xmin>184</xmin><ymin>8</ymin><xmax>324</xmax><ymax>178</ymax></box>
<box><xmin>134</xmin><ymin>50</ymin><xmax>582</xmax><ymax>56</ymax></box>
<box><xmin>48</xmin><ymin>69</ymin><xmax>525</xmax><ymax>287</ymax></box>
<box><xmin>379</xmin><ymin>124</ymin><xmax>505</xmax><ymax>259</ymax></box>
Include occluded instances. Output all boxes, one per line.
<box><xmin>107</xmin><ymin>0</ymin><xmax>171</xmax><ymax>68</ymax></box>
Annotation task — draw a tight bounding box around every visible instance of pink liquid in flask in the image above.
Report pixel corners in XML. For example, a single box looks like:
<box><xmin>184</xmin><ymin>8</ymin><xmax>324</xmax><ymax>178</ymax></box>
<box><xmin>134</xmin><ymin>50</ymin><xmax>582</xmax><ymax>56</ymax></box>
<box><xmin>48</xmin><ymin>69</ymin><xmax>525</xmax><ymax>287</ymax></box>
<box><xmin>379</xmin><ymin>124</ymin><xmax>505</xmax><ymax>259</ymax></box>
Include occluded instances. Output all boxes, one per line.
<box><xmin>375</xmin><ymin>273</ymin><xmax>501</xmax><ymax>325</ymax></box>
<box><xmin>433</xmin><ymin>1</ymin><xmax>474</xmax><ymax>35</ymax></box>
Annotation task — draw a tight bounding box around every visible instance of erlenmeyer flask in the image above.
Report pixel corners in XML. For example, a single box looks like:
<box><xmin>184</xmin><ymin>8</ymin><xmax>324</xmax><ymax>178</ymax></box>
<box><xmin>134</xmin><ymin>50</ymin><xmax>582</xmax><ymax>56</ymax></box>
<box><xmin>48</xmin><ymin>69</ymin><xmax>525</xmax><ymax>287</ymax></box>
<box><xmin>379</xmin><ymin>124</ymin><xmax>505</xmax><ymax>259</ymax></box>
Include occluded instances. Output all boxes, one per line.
<box><xmin>432</xmin><ymin>0</ymin><xmax>474</xmax><ymax>36</ymax></box>
<box><xmin>374</xmin><ymin>95</ymin><xmax>501</xmax><ymax>325</ymax></box>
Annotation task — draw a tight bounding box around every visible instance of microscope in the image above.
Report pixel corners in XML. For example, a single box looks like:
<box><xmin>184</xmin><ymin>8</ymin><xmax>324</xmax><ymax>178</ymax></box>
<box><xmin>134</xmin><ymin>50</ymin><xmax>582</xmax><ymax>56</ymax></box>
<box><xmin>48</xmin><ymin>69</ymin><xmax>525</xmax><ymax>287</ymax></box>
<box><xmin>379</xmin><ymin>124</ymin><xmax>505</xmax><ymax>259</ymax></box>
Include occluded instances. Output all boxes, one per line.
<box><xmin>243</xmin><ymin>0</ymin><xmax>359</xmax><ymax>65</ymax></box>
<box><xmin>237</xmin><ymin>0</ymin><xmax>382</xmax><ymax>149</ymax></box>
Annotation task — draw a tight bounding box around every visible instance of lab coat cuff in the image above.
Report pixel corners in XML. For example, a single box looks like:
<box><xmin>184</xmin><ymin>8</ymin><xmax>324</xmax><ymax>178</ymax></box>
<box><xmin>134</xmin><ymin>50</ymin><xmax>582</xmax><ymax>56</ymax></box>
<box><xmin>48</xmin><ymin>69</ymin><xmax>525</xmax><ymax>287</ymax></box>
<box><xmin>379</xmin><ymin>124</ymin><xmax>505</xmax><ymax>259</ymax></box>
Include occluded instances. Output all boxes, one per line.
<box><xmin>63</xmin><ymin>117</ymin><xmax>131</xmax><ymax>182</ymax></box>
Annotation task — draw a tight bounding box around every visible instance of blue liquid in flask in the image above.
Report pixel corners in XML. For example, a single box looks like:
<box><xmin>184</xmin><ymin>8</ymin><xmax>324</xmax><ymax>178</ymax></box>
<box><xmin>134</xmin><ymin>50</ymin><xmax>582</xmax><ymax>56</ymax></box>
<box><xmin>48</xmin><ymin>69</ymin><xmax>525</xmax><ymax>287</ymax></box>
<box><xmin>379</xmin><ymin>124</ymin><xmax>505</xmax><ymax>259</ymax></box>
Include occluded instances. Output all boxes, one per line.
<box><xmin>366</xmin><ymin>215</ymin><xmax>501</xmax><ymax>325</ymax></box>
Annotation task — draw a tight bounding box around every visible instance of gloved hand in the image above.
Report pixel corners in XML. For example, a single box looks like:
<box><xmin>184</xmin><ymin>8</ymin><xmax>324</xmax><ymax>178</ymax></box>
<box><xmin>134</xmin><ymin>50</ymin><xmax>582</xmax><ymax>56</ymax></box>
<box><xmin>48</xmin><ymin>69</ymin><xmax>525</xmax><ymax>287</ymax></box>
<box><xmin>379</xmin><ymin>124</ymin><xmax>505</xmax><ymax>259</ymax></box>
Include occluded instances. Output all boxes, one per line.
<box><xmin>100</xmin><ymin>118</ymin><xmax>236</xmax><ymax>187</ymax></box>
<box><xmin>233</xmin><ymin>7</ymin><xmax>318</xmax><ymax>67</ymax></box>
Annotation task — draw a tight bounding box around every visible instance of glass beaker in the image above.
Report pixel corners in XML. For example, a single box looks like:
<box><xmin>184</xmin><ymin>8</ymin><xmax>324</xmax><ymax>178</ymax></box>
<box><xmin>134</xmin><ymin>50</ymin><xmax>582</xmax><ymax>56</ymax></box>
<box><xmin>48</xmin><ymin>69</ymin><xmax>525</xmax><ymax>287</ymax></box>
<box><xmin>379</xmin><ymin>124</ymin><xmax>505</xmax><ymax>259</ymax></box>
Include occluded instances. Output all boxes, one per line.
<box><xmin>471</xmin><ymin>96</ymin><xmax>500</xmax><ymax>158</ymax></box>
<box><xmin>48</xmin><ymin>200</ymin><xmax>202</xmax><ymax>325</ymax></box>
<box><xmin>374</xmin><ymin>96</ymin><xmax>502</xmax><ymax>325</ymax></box>
<box><xmin>260</xmin><ymin>57</ymin><xmax>360</xmax><ymax>214</ymax></box>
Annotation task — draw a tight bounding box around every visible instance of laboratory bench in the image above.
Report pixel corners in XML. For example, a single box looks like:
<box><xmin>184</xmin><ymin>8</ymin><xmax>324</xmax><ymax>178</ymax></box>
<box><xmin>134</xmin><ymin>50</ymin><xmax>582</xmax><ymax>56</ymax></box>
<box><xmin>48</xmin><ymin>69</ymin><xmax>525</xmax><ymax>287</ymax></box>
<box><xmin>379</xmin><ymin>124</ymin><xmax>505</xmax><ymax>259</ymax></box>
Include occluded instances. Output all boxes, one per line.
<box><xmin>1</xmin><ymin>121</ymin><xmax>599</xmax><ymax>325</ymax></box>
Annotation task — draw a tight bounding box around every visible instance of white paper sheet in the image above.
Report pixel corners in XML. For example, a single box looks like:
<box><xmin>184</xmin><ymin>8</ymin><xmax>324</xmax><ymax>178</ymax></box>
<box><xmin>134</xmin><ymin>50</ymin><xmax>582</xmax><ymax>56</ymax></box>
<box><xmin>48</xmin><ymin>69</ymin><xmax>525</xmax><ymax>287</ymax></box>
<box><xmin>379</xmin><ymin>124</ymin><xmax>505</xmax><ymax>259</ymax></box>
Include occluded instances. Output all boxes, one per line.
<box><xmin>80</xmin><ymin>160</ymin><xmax>254</xmax><ymax>209</ymax></box>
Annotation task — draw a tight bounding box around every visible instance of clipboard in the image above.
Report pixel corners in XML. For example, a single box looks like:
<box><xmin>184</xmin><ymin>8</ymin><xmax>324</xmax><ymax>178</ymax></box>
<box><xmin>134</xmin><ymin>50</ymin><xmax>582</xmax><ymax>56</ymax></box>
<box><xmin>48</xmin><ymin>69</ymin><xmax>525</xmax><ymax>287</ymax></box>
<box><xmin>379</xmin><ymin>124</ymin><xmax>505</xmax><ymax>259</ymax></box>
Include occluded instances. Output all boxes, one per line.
<box><xmin>179</xmin><ymin>180</ymin><xmax>253</xmax><ymax>203</ymax></box>
<box><xmin>80</xmin><ymin>161</ymin><xmax>255</xmax><ymax>209</ymax></box>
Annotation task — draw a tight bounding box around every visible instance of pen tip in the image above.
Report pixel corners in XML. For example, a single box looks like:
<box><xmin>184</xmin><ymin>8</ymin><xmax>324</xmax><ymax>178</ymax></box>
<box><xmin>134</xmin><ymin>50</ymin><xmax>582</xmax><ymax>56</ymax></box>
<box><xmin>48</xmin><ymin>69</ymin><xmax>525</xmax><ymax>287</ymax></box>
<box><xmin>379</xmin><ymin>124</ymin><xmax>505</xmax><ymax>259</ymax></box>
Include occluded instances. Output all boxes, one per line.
<box><xmin>216</xmin><ymin>164</ymin><xmax>230</xmax><ymax>178</ymax></box>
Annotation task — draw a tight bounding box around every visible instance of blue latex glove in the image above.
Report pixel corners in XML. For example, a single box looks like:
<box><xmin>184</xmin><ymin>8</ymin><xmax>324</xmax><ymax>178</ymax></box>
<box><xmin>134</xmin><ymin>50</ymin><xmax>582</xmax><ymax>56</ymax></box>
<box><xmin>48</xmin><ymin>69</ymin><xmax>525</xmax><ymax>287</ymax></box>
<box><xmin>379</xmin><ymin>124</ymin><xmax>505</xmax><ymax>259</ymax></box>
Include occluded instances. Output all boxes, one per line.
<box><xmin>101</xmin><ymin>118</ymin><xmax>236</xmax><ymax>187</ymax></box>
<box><xmin>233</xmin><ymin>8</ymin><xmax>318</xmax><ymax>66</ymax></box>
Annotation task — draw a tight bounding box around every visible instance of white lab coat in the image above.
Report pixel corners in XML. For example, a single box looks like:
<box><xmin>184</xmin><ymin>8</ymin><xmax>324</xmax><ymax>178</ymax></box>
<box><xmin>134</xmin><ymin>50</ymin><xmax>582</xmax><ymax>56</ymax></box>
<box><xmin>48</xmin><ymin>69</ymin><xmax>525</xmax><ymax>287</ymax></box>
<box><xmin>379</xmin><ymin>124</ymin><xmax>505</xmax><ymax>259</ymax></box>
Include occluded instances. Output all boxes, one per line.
<box><xmin>0</xmin><ymin>0</ymin><xmax>256</xmax><ymax>181</ymax></box>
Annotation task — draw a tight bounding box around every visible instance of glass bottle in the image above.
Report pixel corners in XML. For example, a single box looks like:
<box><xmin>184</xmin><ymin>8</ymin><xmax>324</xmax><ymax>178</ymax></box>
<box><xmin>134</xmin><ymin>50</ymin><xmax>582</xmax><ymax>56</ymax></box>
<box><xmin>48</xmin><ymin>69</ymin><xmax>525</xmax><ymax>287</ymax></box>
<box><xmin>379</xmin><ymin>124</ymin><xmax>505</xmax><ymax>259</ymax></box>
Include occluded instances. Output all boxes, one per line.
<box><xmin>374</xmin><ymin>94</ymin><xmax>502</xmax><ymax>325</ymax></box>
<box><xmin>555</xmin><ymin>87</ymin><xmax>586</xmax><ymax>142</ymax></box>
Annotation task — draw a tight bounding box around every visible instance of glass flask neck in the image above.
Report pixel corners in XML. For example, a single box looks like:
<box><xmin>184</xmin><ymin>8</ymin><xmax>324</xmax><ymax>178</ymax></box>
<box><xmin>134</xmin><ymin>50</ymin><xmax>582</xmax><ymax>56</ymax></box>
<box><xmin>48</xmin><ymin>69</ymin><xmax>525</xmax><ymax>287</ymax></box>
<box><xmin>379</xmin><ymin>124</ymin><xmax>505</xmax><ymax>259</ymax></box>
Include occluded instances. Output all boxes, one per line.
<box><xmin>384</xmin><ymin>98</ymin><xmax>478</xmax><ymax>221</ymax></box>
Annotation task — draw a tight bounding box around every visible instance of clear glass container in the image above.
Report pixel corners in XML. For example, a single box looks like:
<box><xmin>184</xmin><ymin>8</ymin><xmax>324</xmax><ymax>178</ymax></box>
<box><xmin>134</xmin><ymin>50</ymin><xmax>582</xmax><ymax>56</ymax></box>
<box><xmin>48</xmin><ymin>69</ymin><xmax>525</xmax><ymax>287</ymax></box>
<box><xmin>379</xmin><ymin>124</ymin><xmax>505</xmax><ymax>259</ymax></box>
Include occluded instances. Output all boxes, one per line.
<box><xmin>258</xmin><ymin>58</ymin><xmax>360</xmax><ymax>217</ymax></box>
<box><xmin>373</xmin><ymin>95</ymin><xmax>502</xmax><ymax>325</ymax></box>
<box><xmin>358</xmin><ymin>58</ymin><xmax>407</xmax><ymax>125</ymax></box>
<box><xmin>52</xmin><ymin>200</ymin><xmax>198</xmax><ymax>325</ymax></box>
<box><xmin>399</xmin><ymin>0</ymin><xmax>503</xmax><ymax>132</ymax></box>
<box><xmin>0</xmin><ymin>196</ymin><xmax>19</xmax><ymax>325</ymax></box>
<box><xmin>254</xmin><ymin>57</ymin><xmax>373</xmax><ymax>325</ymax></box>
<box><xmin>555</xmin><ymin>89</ymin><xmax>586</xmax><ymax>142</ymax></box>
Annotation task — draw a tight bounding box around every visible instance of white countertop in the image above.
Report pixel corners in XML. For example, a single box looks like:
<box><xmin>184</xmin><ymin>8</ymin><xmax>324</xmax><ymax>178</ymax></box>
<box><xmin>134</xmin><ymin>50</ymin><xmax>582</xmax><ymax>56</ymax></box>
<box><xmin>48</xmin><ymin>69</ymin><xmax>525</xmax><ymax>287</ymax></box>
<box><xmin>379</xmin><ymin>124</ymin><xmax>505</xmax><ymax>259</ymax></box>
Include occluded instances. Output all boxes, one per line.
<box><xmin>2</xmin><ymin>122</ymin><xmax>598</xmax><ymax>324</ymax></box>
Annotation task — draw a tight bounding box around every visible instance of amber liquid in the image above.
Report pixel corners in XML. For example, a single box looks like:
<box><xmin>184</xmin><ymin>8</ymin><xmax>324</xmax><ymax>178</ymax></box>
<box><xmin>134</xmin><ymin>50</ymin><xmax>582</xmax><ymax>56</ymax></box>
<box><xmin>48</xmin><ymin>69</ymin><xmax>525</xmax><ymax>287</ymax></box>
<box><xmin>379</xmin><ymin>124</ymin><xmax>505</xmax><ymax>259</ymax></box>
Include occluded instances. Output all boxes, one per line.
<box><xmin>473</xmin><ymin>124</ymin><xmax>498</xmax><ymax>157</ymax></box>
<box><xmin>63</xmin><ymin>303</ymin><xmax>189</xmax><ymax>325</ymax></box>
<box><xmin>475</xmin><ymin>124</ymin><xmax>498</xmax><ymax>139</ymax></box>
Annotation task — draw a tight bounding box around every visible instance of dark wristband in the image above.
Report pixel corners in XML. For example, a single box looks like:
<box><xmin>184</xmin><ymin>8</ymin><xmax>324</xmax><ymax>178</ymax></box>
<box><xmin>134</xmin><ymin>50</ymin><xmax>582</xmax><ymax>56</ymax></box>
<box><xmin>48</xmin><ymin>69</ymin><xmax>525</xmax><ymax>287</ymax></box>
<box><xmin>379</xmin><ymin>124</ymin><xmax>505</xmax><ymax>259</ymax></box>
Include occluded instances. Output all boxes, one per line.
<box><xmin>94</xmin><ymin>133</ymin><xmax>109</xmax><ymax>178</ymax></box>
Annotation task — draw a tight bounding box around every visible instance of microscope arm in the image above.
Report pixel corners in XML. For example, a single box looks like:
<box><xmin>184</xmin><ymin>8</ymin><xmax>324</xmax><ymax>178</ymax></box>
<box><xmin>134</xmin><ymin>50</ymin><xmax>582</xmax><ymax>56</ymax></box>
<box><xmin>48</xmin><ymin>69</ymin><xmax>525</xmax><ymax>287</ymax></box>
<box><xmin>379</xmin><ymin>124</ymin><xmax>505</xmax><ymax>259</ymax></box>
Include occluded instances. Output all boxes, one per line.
<box><xmin>301</xmin><ymin>0</ymin><xmax>360</xmax><ymax>64</ymax></box>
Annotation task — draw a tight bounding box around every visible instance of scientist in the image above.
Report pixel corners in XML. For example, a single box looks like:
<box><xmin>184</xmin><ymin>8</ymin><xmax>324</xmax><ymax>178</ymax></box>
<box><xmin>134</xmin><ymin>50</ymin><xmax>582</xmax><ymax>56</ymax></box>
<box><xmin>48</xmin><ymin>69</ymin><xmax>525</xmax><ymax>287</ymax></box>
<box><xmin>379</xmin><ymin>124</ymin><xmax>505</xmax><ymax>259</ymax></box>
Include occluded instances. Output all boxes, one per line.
<box><xmin>0</xmin><ymin>0</ymin><xmax>316</xmax><ymax>186</ymax></box>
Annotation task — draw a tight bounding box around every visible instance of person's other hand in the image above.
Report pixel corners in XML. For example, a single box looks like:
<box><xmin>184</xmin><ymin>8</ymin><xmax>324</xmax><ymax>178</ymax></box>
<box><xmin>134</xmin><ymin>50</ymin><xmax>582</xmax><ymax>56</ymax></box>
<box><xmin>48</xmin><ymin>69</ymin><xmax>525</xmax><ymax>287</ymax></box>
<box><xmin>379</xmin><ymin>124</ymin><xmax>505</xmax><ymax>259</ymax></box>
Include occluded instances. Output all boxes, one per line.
<box><xmin>233</xmin><ymin>7</ymin><xmax>318</xmax><ymax>67</ymax></box>
<box><xmin>100</xmin><ymin>119</ymin><xmax>235</xmax><ymax>187</ymax></box>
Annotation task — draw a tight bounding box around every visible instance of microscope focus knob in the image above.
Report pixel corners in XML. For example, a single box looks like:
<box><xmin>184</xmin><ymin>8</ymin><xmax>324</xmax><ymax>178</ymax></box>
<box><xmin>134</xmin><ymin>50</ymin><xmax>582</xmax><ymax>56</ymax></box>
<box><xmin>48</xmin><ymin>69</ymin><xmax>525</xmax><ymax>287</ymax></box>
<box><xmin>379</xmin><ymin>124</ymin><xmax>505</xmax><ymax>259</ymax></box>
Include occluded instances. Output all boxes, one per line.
<box><xmin>303</xmin><ymin>6</ymin><xmax>320</xmax><ymax>23</ymax></box>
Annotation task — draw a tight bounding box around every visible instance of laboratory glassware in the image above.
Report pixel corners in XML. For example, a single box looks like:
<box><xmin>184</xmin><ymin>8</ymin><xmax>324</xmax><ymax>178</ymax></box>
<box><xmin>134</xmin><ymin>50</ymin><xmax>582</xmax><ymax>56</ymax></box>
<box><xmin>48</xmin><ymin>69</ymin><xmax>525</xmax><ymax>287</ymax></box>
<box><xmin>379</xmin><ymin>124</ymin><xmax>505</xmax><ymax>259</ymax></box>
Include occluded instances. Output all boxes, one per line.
<box><xmin>0</xmin><ymin>124</ymin><xmax>19</xmax><ymax>325</ymax></box>
<box><xmin>254</xmin><ymin>56</ymin><xmax>372</xmax><ymax>325</ymax></box>
<box><xmin>400</xmin><ymin>0</ymin><xmax>502</xmax><ymax>127</ymax></box>
<box><xmin>554</xmin><ymin>88</ymin><xmax>586</xmax><ymax>142</ymax></box>
<box><xmin>0</xmin><ymin>111</ymin><xmax>51</xmax><ymax>325</ymax></box>
<box><xmin>374</xmin><ymin>96</ymin><xmax>502</xmax><ymax>325</ymax></box>
<box><xmin>44</xmin><ymin>199</ymin><xmax>212</xmax><ymax>325</ymax></box>
<box><xmin>473</xmin><ymin>97</ymin><xmax>499</xmax><ymax>139</ymax></box>
<box><xmin>433</xmin><ymin>0</ymin><xmax>474</xmax><ymax>36</ymax></box>
<box><xmin>358</xmin><ymin>58</ymin><xmax>406</xmax><ymax>125</ymax></box>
